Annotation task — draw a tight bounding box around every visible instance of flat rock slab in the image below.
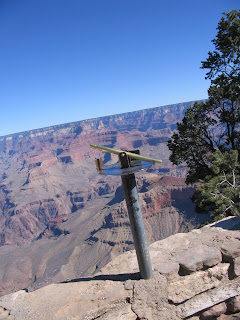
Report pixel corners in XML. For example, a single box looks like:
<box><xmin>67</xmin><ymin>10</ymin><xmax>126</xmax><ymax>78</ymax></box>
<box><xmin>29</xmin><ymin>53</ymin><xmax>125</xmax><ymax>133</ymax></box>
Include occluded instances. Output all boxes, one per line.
<box><xmin>221</xmin><ymin>240</ymin><xmax>240</xmax><ymax>262</ymax></box>
<box><xmin>0</xmin><ymin>281</ymin><xmax>132</xmax><ymax>320</ymax></box>
<box><xmin>177</xmin><ymin>278</ymin><xmax>240</xmax><ymax>318</ymax></box>
<box><xmin>149</xmin><ymin>232</ymin><xmax>191</xmax><ymax>254</ymax></box>
<box><xmin>167</xmin><ymin>263</ymin><xmax>230</xmax><ymax>304</ymax></box>
<box><xmin>178</xmin><ymin>245</ymin><xmax>222</xmax><ymax>274</ymax></box>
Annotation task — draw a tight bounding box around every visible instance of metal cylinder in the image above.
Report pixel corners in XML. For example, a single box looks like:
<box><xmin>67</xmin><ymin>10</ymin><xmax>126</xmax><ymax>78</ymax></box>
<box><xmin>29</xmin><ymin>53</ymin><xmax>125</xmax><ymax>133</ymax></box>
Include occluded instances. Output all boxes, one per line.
<box><xmin>121</xmin><ymin>173</ymin><xmax>152</xmax><ymax>279</ymax></box>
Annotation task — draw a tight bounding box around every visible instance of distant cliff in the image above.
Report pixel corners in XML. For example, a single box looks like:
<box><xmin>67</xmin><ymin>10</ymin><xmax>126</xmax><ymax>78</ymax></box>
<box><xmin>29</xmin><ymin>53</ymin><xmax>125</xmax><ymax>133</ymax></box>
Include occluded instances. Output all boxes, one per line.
<box><xmin>0</xmin><ymin>101</ymin><xmax>192</xmax><ymax>140</ymax></box>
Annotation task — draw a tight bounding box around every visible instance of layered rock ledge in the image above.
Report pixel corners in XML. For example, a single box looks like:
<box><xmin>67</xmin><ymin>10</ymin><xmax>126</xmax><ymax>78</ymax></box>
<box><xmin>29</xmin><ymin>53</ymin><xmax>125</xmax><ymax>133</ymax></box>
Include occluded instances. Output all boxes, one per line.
<box><xmin>0</xmin><ymin>216</ymin><xmax>240</xmax><ymax>320</ymax></box>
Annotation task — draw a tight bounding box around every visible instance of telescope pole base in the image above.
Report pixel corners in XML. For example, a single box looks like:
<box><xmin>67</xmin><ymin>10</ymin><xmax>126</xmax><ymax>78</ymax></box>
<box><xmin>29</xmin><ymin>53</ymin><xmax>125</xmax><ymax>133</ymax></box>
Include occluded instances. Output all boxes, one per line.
<box><xmin>121</xmin><ymin>173</ymin><xmax>152</xmax><ymax>279</ymax></box>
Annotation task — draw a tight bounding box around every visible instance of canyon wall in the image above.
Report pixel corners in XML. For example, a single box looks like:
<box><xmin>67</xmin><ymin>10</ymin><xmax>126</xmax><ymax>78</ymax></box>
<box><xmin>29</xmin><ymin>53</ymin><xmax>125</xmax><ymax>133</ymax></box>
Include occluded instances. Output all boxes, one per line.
<box><xmin>0</xmin><ymin>102</ymin><xmax>194</xmax><ymax>246</ymax></box>
<box><xmin>0</xmin><ymin>101</ymin><xmax>209</xmax><ymax>296</ymax></box>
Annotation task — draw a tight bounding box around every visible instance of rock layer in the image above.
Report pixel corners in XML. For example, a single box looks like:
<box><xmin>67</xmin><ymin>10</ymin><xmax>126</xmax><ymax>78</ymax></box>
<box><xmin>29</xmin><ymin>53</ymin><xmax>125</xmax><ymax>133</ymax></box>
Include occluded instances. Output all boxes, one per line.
<box><xmin>0</xmin><ymin>102</ymin><xmax>194</xmax><ymax>246</ymax></box>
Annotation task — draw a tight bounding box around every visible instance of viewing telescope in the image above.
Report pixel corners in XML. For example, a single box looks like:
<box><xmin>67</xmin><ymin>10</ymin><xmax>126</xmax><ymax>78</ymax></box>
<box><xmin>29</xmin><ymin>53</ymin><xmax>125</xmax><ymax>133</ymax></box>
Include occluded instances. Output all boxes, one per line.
<box><xmin>90</xmin><ymin>143</ymin><xmax>162</xmax><ymax>279</ymax></box>
<box><xmin>90</xmin><ymin>144</ymin><xmax>162</xmax><ymax>165</ymax></box>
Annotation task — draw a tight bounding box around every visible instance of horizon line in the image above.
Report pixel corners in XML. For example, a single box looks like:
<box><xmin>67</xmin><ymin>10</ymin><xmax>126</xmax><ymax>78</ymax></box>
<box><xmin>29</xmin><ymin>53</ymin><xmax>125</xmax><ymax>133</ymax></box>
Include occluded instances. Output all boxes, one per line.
<box><xmin>0</xmin><ymin>99</ymin><xmax>202</xmax><ymax>139</ymax></box>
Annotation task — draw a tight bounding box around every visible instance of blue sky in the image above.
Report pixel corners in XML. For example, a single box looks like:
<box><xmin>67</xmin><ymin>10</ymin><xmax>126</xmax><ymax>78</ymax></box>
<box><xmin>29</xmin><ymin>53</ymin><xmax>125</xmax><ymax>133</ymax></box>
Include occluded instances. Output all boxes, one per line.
<box><xmin>0</xmin><ymin>0</ymin><xmax>239</xmax><ymax>136</ymax></box>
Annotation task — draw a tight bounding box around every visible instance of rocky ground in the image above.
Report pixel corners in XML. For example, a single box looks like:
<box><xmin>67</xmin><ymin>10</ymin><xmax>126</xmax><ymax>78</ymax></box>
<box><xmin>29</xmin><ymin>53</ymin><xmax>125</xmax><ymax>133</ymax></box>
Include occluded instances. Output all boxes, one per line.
<box><xmin>0</xmin><ymin>216</ymin><xmax>239</xmax><ymax>320</ymax></box>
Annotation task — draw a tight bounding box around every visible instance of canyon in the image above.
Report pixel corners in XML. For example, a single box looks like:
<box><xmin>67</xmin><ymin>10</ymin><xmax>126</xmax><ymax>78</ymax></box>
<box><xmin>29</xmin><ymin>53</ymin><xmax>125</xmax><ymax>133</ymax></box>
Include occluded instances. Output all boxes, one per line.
<box><xmin>0</xmin><ymin>101</ymin><xmax>208</xmax><ymax>296</ymax></box>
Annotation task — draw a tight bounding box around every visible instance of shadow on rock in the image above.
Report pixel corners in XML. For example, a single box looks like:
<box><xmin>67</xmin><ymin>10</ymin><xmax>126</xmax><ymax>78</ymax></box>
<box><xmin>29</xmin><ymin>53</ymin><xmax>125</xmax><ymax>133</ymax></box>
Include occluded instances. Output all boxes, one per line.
<box><xmin>209</xmin><ymin>216</ymin><xmax>240</xmax><ymax>231</ymax></box>
<box><xmin>61</xmin><ymin>272</ymin><xmax>140</xmax><ymax>283</ymax></box>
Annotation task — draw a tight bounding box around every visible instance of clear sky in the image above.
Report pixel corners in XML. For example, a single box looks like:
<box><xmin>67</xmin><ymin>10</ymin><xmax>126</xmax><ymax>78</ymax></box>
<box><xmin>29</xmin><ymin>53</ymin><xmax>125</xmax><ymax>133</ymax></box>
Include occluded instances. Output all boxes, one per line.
<box><xmin>0</xmin><ymin>0</ymin><xmax>239</xmax><ymax>136</ymax></box>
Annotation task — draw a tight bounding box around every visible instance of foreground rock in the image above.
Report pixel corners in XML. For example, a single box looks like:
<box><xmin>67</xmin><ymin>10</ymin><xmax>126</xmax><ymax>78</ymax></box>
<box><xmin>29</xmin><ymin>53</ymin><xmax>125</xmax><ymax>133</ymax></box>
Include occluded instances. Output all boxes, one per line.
<box><xmin>0</xmin><ymin>216</ymin><xmax>240</xmax><ymax>320</ymax></box>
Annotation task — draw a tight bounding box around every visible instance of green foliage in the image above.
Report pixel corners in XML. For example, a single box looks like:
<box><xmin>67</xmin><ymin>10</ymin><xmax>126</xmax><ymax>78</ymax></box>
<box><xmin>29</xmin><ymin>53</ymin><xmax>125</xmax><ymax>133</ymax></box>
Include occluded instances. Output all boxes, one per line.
<box><xmin>193</xmin><ymin>150</ymin><xmax>240</xmax><ymax>221</ymax></box>
<box><xmin>168</xmin><ymin>101</ymin><xmax>217</xmax><ymax>184</ymax></box>
<box><xmin>167</xmin><ymin>10</ymin><xmax>240</xmax><ymax>220</ymax></box>
<box><xmin>202</xmin><ymin>10</ymin><xmax>240</xmax><ymax>101</ymax></box>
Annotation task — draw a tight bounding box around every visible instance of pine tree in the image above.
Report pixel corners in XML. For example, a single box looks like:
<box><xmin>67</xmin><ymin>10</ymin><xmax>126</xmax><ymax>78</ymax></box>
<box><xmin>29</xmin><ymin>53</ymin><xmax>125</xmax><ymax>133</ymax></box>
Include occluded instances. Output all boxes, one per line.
<box><xmin>167</xmin><ymin>10</ymin><xmax>240</xmax><ymax>220</ymax></box>
<box><xmin>193</xmin><ymin>150</ymin><xmax>240</xmax><ymax>221</ymax></box>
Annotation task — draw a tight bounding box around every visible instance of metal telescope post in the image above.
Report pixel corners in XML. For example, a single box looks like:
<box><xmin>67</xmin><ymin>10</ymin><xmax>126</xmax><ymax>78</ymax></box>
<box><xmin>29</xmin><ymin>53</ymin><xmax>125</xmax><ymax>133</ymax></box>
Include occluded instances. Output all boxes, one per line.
<box><xmin>119</xmin><ymin>151</ymin><xmax>152</xmax><ymax>279</ymax></box>
<box><xmin>90</xmin><ymin>144</ymin><xmax>162</xmax><ymax>280</ymax></box>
